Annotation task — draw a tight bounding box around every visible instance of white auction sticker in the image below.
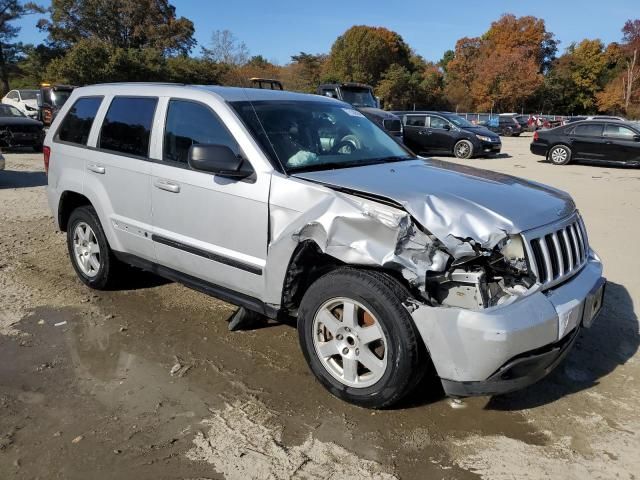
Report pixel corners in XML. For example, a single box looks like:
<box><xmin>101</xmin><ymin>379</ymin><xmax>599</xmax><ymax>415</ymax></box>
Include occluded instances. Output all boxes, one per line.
<box><xmin>342</xmin><ymin>108</ymin><xmax>366</xmax><ymax>118</ymax></box>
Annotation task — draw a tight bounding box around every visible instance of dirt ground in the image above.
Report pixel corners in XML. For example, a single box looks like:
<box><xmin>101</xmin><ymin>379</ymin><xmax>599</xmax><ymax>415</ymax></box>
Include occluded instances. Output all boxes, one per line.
<box><xmin>0</xmin><ymin>135</ymin><xmax>639</xmax><ymax>479</ymax></box>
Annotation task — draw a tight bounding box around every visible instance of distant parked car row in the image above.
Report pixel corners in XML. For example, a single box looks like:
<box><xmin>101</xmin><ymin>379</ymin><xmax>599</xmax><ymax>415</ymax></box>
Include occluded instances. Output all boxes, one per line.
<box><xmin>531</xmin><ymin>119</ymin><xmax>640</xmax><ymax>167</ymax></box>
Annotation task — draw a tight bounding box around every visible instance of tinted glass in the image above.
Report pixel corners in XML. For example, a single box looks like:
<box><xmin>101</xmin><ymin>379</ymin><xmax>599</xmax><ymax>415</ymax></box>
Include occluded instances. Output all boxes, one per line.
<box><xmin>405</xmin><ymin>115</ymin><xmax>426</xmax><ymax>127</ymax></box>
<box><xmin>99</xmin><ymin>97</ymin><xmax>157</xmax><ymax>157</ymax></box>
<box><xmin>0</xmin><ymin>105</ymin><xmax>24</xmax><ymax>117</ymax></box>
<box><xmin>57</xmin><ymin>97</ymin><xmax>103</xmax><ymax>145</ymax></box>
<box><xmin>164</xmin><ymin>100</ymin><xmax>238</xmax><ymax>164</ymax></box>
<box><xmin>7</xmin><ymin>91</ymin><xmax>18</xmax><ymax>100</ymax></box>
<box><xmin>340</xmin><ymin>88</ymin><xmax>377</xmax><ymax>108</ymax></box>
<box><xmin>429</xmin><ymin>116</ymin><xmax>448</xmax><ymax>129</ymax></box>
<box><xmin>573</xmin><ymin>124</ymin><xmax>604</xmax><ymax>137</ymax></box>
<box><xmin>232</xmin><ymin>100</ymin><xmax>413</xmax><ymax>173</ymax></box>
<box><xmin>604</xmin><ymin>124</ymin><xmax>636</xmax><ymax>139</ymax></box>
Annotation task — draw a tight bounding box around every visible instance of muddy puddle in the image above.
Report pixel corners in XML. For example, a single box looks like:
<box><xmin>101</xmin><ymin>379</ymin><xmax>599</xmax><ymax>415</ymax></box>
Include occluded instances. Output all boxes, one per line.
<box><xmin>0</xmin><ymin>281</ymin><xmax>552</xmax><ymax>479</ymax></box>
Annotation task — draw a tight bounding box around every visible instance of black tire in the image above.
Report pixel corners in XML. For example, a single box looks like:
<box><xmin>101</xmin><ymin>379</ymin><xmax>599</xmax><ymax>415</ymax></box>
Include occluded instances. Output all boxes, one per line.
<box><xmin>503</xmin><ymin>127</ymin><xmax>513</xmax><ymax>137</ymax></box>
<box><xmin>298</xmin><ymin>268</ymin><xmax>426</xmax><ymax>408</ymax></box>
<box><xmin>548</xmin><ymin>144</ymin><xmax>572</xmax><ymax>165</ymax></box>
<box><xmin>453</xmin><ymin>139</ymin><xmax>474</xmax><ymax>159</ymax></box>
<box><xmin>66</xmin><ymin>205</ymin><xmax>122</xmax><ymax>290</ymax></box>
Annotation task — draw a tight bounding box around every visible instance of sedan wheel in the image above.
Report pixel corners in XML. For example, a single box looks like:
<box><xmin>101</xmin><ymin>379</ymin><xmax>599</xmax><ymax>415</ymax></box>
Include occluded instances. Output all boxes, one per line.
<box><xmin>549</xmin><ymin>145</ymin><xmax>571</xmax><ymax>165</ymax></box>
<box><xmin>454</xmin><ymin>140</ymin><xmax>473</xmax><ymax>159</ymax></box>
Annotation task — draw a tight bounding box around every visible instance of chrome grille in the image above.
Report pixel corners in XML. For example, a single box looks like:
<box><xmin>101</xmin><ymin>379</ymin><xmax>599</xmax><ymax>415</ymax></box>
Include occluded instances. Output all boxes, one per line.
<box><xmin>523</xmin><ymin>214</ymin><xmax>589</xmax><ymax>289</ymax></box>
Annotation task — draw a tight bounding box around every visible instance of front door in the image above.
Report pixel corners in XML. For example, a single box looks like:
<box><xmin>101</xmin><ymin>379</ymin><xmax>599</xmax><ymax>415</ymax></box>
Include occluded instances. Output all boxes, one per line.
<box><xmin>426</xmin><ymin>115</ymin><xmax>455</xmax><ymax>152</ymax></box>
<box><xmin>603</xmin><ymin>123</ymin><xmax>640</xmax><ymax>163</ymax></box>
<box><xmin>570</xmin><ymin>123</ymin><xmax>605</xmax><ymax>160</ymax></box>
<box><xmin>151</xmin><ymin>99</ymin><xmax>270</xmax><ymax>299</ymax></box>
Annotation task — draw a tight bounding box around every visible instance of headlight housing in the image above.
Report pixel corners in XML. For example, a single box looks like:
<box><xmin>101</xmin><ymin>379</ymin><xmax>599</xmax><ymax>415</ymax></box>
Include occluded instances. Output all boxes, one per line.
<box><xmin>25</xmin><ymin>105</ymin><xmax>36</xmax><ymax>111</ymax></box>
<box><xmin>496</xmin><ymin>235</ymin><xmax>528</xmax><ymax>274</ymax></box>
<box><xmin>475</xmin><ymin>134</ymin><xmax>492</xmax><ymax>142</ymax></box>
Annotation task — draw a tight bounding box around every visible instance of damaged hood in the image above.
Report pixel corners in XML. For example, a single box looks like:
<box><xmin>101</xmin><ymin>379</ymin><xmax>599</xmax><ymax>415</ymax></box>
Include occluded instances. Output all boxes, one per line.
<box><xmin>293</xmin><ymin>159</ymin><xmax>575</xmax><ymax>253</ymax></box>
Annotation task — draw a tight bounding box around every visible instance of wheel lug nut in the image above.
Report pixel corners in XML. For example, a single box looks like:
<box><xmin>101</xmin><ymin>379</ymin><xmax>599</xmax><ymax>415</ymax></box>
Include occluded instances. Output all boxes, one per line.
<box><xmin>345</xmin><ymin>327</ymin><xmax>350</xmax><ymax>332</ymax></box>
<box><xmin>355</xmin><ymin>348</ymin><xmax>360</xmax><ymax>356</ymax></box>
<box><xmin>336</xmin><ymin>334</ymin><xmax>343</xmax><ymax>341</ymax></box>
<box><xmin>342</xmin><ymin>348</ymin><xmax>349</xmax><ymax>355</ymax></box>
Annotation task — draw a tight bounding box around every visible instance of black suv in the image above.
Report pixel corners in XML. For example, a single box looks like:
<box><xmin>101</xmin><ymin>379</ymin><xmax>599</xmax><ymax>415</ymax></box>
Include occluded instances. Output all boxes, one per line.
<box><xmin>483</xmin><ymin>116</ymin><xmax>523</xmax><ymax>137</ymax></box>
<box><xmin>393</xmin><ymin>111</ymin><xmax>501</xmax><ymax>159</ymax></box>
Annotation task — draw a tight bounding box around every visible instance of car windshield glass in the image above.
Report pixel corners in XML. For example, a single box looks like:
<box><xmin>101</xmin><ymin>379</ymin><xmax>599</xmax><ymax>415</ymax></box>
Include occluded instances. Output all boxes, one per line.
<box><xmin>19</xmin><ymin>90</ymin><xmax>38</xmax><ymax>100</ymax></box>
<box><xmin>50</xmin><ymin>90</ymin><xmax>71</xmax><ymax>107</ymax></box>
<box><xmin>446</xmin><ymin>115</ymin><xmax>474</xmax><ymax>128</ymax></box>
<box><xmin>231</xmin><ymin>100</ymin><xmax>414</xmax><ymax>173</ymax></box>
<box><xmin>339</xmin><ymin>88</ymin><xmax>378</xmax><ymax>108</ymax></box>
<box><xmin>0</xmin><ymin>105</ymin><xmax>25</xmax><ymax>117</ymax></box>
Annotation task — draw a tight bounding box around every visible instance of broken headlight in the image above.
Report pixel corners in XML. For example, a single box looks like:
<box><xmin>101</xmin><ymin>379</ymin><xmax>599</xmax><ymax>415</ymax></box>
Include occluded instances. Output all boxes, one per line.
<box><xmin>492</xmin><ymin>235</ymin><xmax>529</xmax><ymax>275</ymax></box>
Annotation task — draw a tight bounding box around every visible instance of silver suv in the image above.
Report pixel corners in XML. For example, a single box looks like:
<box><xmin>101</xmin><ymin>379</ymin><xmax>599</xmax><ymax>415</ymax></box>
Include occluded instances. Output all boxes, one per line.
<box><xmin>45</xmin><ymin>83</ymin><xmax>605</xmax><ymax>408</ymax></box>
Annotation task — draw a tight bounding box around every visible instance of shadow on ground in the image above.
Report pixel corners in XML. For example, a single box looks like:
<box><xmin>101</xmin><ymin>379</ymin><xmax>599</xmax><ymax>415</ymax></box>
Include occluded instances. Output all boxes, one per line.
<box><xmin>486</xmin><ymin>281</ymin><xmax>639</xmax><ymax>410</ymax></box>
<box><xmin>0</xmin><ymin>169</ymin><xmax>47</xmax><ymax>189</ymax></box>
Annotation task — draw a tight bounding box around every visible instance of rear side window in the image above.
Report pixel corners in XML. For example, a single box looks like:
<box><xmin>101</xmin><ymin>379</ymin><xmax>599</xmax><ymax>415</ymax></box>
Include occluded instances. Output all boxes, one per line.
<box><xmin>573</xmin><ymin>123</ymin><xmax>604</xmax><ymax>137</ymax></box>
<box><xmin>405</xmin><ymin>115</ymin><xmax>426</xmax><ymax>127</ymax></box>
<box><xmin>164</xmin><ymin>100</ymin><xmax>239</xmax><ymax>164</ymax></box>
<box><xmin>429</xmin><ymin>116</ymin><xmax>448</xmax><ymax>129</ymax></box>
<box><xmin>57</xmin><ymin>97</ymin><xmax>103</xmax><ymax>145</ymax></box>
<box><xmin>99</xmin><ymin>97</ymin><xmax>158</xmax><ymax>157</ymax></box>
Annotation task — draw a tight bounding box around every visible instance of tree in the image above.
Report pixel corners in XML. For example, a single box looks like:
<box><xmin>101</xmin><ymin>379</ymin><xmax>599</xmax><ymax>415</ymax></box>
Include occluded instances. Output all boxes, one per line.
<box><xmin>0</xmin><ymin>1</ymin><xmax>44</xmax><ymax>94</ymax></box>
<box><xmin>201</xmin><ymin>29</ymin><xmax>249</xmax><ymax>66</ymax></box>
<box><xmin>325</xmin><ymin>25</ymin><xmax>413</xmax><ymax>86</ymax></box>
<box><xmin>283</xmin><ymin>52</ymin><xmax>326</xmax><ymax>93</ymax></box>
<box><xmin>40</xmin><ymin>0</ymin><xmax>195</xmax><ymax>56</ymax></box>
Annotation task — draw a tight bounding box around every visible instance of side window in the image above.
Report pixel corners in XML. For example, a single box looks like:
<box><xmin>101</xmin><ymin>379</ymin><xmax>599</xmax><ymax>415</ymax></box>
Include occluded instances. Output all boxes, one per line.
<box><xmin>99</xmin><ymin>97</ymin><xmax>158</xmax><ymax>157</ymax></box>
<box><xmin>322</xmin><ymin>89</ymin><xmax>338</xmax><ymax>99</ymax></box>
<box><xmin>604</xmin><ymin>124</ymin><xmax>636</xmax><ymax>139</ymax></box>
<box><xmin>57</xmin><ymin>97</ymin><xmax>103</xmax><ymax>145</ymax></box>
<box><xmin>573</xmin><ymin>123</ymin><xmax>604</xmax><ymax>137</ymax></box>
<box><xmin>405</xmin><ymin>115</ymin><xmax>426</xmax><ymax>127</ymax></box>
<box><xmin>429</xmin><ymin>116</ymin><xmax>448</xmax><ymax>129</ymax></box>
<box><xmin>7</xmin><ymin>91</ymin><xmax>18</xmax><ymax>100</ymax></box>
<box><xmin>164</xmin><ymin>99</ymin><xmax>239</xmax><ymax>164</ymax></box>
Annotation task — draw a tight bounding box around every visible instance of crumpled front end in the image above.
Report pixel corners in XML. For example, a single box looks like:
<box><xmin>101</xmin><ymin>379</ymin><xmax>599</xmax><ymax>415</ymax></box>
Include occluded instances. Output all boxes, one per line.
<box><xmin>265</xmin><ymin>172</ymin><xmax>604</xmax><ymax>397</ymax></box>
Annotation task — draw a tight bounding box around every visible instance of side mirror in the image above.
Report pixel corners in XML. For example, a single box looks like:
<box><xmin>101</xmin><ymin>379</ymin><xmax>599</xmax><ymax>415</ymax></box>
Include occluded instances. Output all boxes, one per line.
<box><xmin>188</xmin><ymin>144</ymin><xmax>253</xmax><ymax>179</ymax></box>
<box><xmin>634</xmin><ymin>135</ymin><xmax>640</xmax><ymax>142</ymax></box>
<box><xmin>443</xmin><ymin>124</ymin><xmax>451</xmax><ymax>131</ymax></box>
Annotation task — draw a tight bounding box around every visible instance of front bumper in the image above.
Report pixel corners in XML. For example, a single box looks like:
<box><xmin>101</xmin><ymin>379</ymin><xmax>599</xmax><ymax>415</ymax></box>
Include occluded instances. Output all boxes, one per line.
<box><xmin>479</xmin><ymin>140</ymin><xmax>502</xmax><ymax>155</ymax></box>
<box><xmin>412</xmin><ymin>253</ymin><xmax>604</xmax><ymax>397</ymax></box>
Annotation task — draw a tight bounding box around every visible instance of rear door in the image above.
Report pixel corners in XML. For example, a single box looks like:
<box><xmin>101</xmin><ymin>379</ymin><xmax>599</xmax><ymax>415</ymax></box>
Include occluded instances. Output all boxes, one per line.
<box><xmin>86</xmin><ymin>95</ymin><xmax>158</xmax><ymax>261</ymax></box>
<box><xmin>603</xmin><ymin>123</ymin><xmax>640</xmax><ymax>163</ymax></box>
<box><xmin>150</xmin><ymin>98</ymin><xmax>270</xmax><ymax>298</ymax></box>
<box><xmin>570</xmin><ymin>123</ymin><xmax>605</xmax><ymax>160</ymax></box>
<box><xmin>402</xmin><ymin>114</ymin><xmax>428</xmax><ymax>153</ymax></box>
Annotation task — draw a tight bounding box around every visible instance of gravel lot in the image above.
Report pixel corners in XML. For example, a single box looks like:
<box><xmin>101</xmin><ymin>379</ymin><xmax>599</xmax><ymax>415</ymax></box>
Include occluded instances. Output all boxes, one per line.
<box><xmin>1</xmin><ymin>136</ymin><xmax>639</xmax><ymax>479</ymax></box>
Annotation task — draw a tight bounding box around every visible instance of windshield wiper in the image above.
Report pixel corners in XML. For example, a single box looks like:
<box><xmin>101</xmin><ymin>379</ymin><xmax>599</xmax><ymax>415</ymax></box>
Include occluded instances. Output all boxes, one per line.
<box><xmin>288</xmin><ymin>156</ymin><xmax>413</xmax><ymax>174</ymax></box>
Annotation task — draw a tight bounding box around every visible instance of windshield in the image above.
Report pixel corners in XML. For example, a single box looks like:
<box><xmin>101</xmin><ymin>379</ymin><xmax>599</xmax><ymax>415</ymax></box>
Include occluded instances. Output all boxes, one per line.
<box><xmin>340</xmin><ymin>88</ymin><xmax>378</xmax><ymax>108</ymax></box>
<box><xmin>232</xmin><ymin>100</ymin><xmax>414</xmax><ymax>173</ymax></box>
<box><xmin>446</xmin><ymin>115</ymin><xmax>474</xmax><ymax>128</ymax></box>
<box><xmin>0</xmin><ymin>105</ymin><xmax>25</xmax><ymax>117</ymax></box>
<box><xmin>19</xmin><ymin>90</ymin><xmax>38</xmax><ymax>100</ymax></box>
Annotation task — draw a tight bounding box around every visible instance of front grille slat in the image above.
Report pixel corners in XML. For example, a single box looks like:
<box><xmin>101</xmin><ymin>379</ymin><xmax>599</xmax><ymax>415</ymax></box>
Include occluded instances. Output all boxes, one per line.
<box><xmin>538</xmin><ymin>236</ymin><xmax>554</xmax><ymax>283</ymax></box>
<box><xmin>524</xmin><ymin>214</ymin><xmax>590</xmax><ymax>290</ymax></box>
<box><xmin>551</xmin><ymin>232</ymin><xmax>565</xmax><ymax>276</ymax></box>
<box><xmin>562</xmin><ymin>228</ymin><xmax>574</xmax><ymax>271</ymax></box>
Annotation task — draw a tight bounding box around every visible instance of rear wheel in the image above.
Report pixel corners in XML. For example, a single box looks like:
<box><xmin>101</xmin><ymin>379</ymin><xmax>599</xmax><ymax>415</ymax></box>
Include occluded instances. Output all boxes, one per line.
<box><xmin>298</xmin><ymin>268</ymin><xmax>426</xmax><ymax>408</ymax></box>
<box><xmin>453</xmin><ymin>140</ymin><xmax>473</xmax><ymax>159</ymax></box>
<box><xmin>67</xmin><ymin>206</ymin><xmax>122</xmax><ymax>289</ymax></box>
<box><xmin>549</xmin><ymin>145</ymin><xmax>571</xmax><ymax>165</ymax></box>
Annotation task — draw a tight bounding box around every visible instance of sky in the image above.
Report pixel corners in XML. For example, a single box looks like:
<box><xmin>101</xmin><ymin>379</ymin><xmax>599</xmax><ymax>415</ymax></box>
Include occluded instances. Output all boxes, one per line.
<box><xmin>14</xmin><ymin>0</ymin><xmax>638</xmax><ymax>64</ymax></box>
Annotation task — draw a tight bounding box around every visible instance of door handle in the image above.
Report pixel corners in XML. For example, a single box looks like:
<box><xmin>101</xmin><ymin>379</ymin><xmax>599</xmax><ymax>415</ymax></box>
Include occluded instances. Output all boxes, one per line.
<box><xmin>154</xmin><ymin>179</ymin><xmax>180</xmax><ymax>193</ymax></box>
<box><xmin>418</xmin><ymin>130</ymin><xmax>430</xmax><ymax>135</ymax></box>
<box><xmin>87</xmin><ymin>164</ymin><xmax>105</xmax><ymax>174</ymax></box>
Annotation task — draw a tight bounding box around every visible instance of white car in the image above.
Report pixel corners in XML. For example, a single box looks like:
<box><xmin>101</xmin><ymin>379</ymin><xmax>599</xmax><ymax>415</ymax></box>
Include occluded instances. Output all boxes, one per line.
<box><xmin>2</xmin><ymin>89</ymin><xmax>39</xmax><ymax>119</ymax></box>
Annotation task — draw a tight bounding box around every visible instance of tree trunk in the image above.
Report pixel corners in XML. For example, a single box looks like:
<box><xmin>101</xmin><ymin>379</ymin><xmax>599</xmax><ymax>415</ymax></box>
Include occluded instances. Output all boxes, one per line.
<box><xmin>0</xmin><ymin>44</ymin><xmax>10</xmax><ymax>96</ymax></box>
<box><xmin>625</xmin><ymin>49</ymin><xmax>638</xmax><ymax>111</ymax></box>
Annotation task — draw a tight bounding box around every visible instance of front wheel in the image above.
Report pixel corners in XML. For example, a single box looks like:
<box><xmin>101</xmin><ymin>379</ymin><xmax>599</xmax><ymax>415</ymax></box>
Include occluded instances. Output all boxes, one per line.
<box><xmin>549</xmin><ymin>145</ymin><xmax>572</xmax><ymax>165</ymax></box>
<box><xmin>453</xmin><ymin>139</ymin><xmax>474</xmax><ymax>159</ymax></box>
<box><xmin>298</xmin><ymin>268</ymin><xmax>426</xmax><ymax>408</ymax></box>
